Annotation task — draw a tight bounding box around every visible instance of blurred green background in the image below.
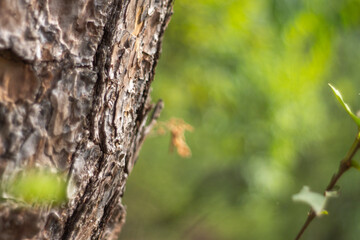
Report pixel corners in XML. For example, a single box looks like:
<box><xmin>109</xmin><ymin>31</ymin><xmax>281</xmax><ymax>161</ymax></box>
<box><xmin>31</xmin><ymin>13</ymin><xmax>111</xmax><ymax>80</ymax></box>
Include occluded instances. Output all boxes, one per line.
<box><xmin>120</xmin><ymin>0</ymin><xmax>360</xmax><ymax>239</ymax></box>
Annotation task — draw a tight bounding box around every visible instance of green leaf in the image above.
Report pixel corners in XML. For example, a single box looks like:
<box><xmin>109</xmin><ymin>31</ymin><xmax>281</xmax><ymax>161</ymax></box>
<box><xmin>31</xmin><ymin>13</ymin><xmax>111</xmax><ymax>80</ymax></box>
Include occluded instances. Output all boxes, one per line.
<box><xmin>321</xmin><ymin>210</ymin><xmax>329</xmax><ymax>215</ymax></box>
<box><xmin>292</xmin><ymin>186</ymin><xmax>337</xmax><ymax>216</ymax></box>
<box><xmin>329</xmin><ymin>83</ymin><xmax>360</xmax><ymax>127</ymax></box>
<box><xmin>7</xmin><ymin>169</ymin><xmax>67</xmax><ymax>205</ymax></box>
<box><xmin>351</xmin><ymin>160</ymin><xmax>360</xmax><ymax>171</ymax></box>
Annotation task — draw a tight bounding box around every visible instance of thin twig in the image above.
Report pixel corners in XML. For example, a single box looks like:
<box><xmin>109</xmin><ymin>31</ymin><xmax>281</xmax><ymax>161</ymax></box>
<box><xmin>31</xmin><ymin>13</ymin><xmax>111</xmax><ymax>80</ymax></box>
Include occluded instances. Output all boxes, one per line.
<box><xmin>295</xmin><ymin>131</ymin><xmax>360</xmax><ymax>240</ymax></box>
<box><xmin>295</xmin><ymin>211</ymin><xmax>316</xmax><ymax>240</ymax></box>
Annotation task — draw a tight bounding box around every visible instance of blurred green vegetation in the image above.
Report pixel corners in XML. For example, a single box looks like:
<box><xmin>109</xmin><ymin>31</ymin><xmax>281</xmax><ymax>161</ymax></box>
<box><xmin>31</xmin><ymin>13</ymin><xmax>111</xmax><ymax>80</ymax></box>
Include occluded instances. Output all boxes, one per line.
<box><xmin>121</xmin><ymin>0</ymin><xmax>360</xmax><ymax>239</ymax></box>
<box><xmin>4</xmin><ymin>169</ymin><xmax>67</xmax><ymax>205</ymax></box>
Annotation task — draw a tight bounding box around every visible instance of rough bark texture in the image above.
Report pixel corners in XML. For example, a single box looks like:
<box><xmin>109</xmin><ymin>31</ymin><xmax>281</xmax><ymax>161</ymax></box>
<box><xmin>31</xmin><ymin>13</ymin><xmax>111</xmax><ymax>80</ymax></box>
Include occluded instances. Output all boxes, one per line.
<box><xmin>0</xmin><ymin>0</ymin><xmax>172</xmax><ymax>239</ymax></box>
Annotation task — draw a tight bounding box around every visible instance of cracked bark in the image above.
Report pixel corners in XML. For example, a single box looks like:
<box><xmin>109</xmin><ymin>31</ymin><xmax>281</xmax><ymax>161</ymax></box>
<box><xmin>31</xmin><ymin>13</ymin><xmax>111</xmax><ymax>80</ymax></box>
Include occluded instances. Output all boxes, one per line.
<box><xmin>0</xmin><ymin>0</ymin><xmax>173</xmax><ymax>239</ymax></box>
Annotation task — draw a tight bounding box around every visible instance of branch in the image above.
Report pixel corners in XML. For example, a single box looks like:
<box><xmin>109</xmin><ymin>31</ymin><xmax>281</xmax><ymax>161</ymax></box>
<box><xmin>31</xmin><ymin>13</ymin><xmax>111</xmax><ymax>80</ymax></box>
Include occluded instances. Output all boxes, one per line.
<box><xmin>295</xmin><ymin>131</ymin><xmax>360</xmax><ymax>240</ymax></box>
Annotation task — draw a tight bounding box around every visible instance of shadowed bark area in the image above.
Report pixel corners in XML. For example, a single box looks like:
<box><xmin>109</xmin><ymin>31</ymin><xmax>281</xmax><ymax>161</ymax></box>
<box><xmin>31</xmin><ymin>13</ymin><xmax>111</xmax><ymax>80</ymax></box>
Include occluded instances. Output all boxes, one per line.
<box><xmin>0</xmin><ymin>0</ymin><xmax>172</xmax><ymax>239</ymax></box>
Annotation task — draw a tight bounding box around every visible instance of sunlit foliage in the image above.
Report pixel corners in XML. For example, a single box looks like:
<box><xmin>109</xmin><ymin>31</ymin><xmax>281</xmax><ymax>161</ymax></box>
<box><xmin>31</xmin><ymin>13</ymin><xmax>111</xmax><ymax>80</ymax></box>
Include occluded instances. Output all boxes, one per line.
<box><xmin>121</xmin><ymin>0</ymin><xmax>360</xmax><ymax>239</ymax></box>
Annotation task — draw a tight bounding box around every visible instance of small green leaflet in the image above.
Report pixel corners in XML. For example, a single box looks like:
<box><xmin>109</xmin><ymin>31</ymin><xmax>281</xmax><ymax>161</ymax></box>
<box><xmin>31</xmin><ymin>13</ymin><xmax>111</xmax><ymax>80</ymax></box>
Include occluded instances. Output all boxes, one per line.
<box><xmin>292</xmin><ymin>186</ymin><xmax>338</xmax><ymax>216</ymax></box>
<box><xmin>329</xmin><ymin>83</ymin><xmax>360</xmax><ymax>127</ymax></box>
<box><xmin>351</xmin><ymin>160</ymin><xmax>360</xmax><ymax>171</ymax></box>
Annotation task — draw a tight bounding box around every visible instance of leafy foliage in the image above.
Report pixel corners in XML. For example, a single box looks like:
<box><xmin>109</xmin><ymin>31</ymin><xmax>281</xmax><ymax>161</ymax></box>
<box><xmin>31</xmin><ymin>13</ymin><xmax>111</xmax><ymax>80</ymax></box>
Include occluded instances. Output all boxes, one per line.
<box><xmin>329</xmin><ymin>84</ymin><xmax>360</xmax><ymax>127</ymax></box>
<box><xmin>121</xmin><ymin>0</ymin><xmax>360</xmax><ymax>239</ymax></box>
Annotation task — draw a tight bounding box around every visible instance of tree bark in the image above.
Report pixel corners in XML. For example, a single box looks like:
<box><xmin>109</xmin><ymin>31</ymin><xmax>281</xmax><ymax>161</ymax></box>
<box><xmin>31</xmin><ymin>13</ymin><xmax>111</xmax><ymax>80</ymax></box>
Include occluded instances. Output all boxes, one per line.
<box><xmin>0</xmin><ymin>0</ymin><xmax>172</xmax><ymax>239</ymax></box>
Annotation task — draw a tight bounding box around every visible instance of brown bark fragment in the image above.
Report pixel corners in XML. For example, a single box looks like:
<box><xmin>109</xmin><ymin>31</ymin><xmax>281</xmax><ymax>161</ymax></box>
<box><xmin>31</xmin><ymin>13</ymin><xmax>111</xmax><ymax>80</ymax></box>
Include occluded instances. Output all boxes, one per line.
<box><xmin>0</xmin><ymin>55</ymin><xmax>38</xmax><ymax>103</ymax></box>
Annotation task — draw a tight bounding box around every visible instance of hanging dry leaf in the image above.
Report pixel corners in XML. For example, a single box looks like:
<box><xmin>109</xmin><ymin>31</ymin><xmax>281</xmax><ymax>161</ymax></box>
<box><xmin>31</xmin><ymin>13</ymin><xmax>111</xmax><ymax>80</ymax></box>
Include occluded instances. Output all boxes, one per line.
<box><xmin>154</xmin><ymin>117</ymin><xmax>193</xmax><ymax>158</ymax></box>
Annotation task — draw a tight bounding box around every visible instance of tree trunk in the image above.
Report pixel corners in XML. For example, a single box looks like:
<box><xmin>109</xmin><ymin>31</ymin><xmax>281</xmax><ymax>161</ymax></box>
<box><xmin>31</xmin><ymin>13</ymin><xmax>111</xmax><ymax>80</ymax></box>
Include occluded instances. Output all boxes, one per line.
<box><xmin>0</xmin><ymin>0</ymin><xmax>172</xmax><ymax>239</ymax></box>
